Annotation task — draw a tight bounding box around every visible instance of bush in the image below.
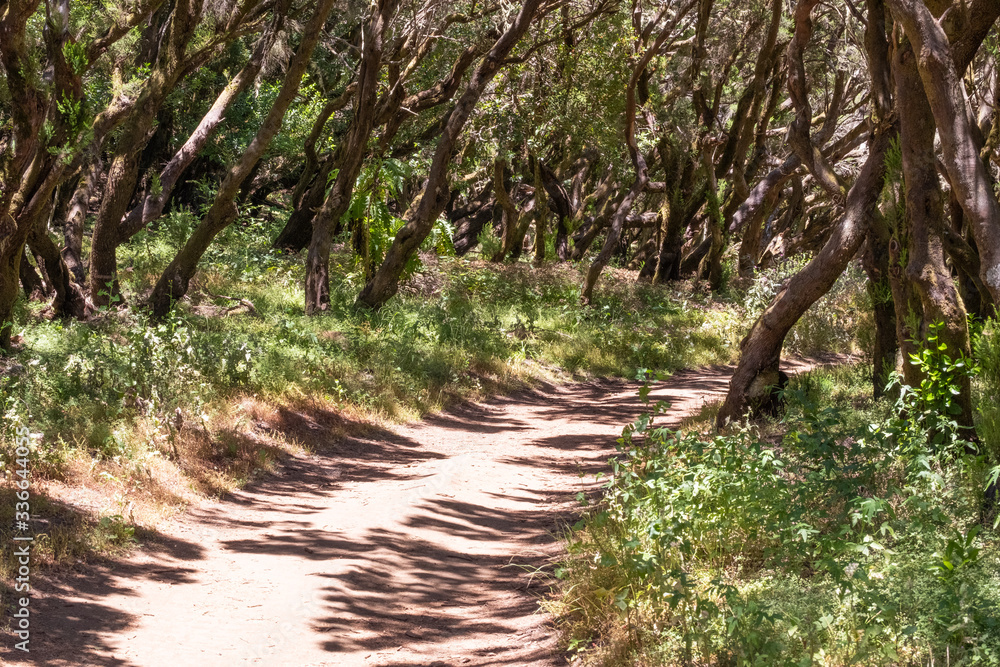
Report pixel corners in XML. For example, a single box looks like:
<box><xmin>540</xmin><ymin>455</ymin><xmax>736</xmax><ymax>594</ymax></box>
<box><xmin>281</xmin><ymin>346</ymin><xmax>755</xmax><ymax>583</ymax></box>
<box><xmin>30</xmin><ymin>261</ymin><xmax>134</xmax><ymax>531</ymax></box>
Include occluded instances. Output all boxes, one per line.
<box><xmin>556</xmin><ymin>335</ymin><xmax>1000</xmax><ymax>666</ymax></box>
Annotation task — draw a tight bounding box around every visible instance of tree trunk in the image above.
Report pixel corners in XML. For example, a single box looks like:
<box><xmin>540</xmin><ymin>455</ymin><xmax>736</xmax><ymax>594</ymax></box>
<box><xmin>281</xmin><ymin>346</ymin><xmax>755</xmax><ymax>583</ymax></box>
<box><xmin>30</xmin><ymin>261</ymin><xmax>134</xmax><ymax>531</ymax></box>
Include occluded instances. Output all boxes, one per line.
<box><xmin>89</xmin><ymin>152</ymin><xmax>135</xmax><ymax>305</ymax></box>
<box><xmin>0</xmin><ymin>250</ymin><xmax>22</xmax><ymax>351</ymax></box>
<box><xmin>716</xmin><ymin>125</ymin><xmax>893</xmax><ymax>426</ymax></box>
<box><xmin>537</xmin><ymin>159</ymin><xmax>571</xmax><ymax>260</ymax></box>
<box><xmin>942</xmin><ymin>193</ymin><xmax>994</xmax><ymax>320</ymax></box>
<box><xmin>653</xmin><ymin>179</ymin><xmax>703</xmax><ymax>283</ymax></box>
<box><xmin>570</xmin><ymin>187</ymin><xmax>618</xmax><ymax>261</ymax></box>
<box><xmin>28</xmin><ymin>221</ymin><xmax>90</xmax><ymax>318</ymax></box>
<box><xmin>582</xmin><ymin>176</ymin><xmax>646</xmax><ymax>303</ymax></box>
<box><xmin>716</xmin><ymin>0</ymin><xmax>895</xmax><ymax>426</ymax></box>
<box><xmin>305</xmin><ymin>0</ymin><xmax>397</xmax><ymax>315</ymax></box>
<box><xmin>887</xmin><ymin>234</ymin><xmax>922</xmax><ymax>388</ymax></box>
<box><xmin>18</xmin><ymin>248</ymin><xmax>46</xmax><ymax>300</ymax></box>
<box><xmin>62</xmin><ymin>158</ymin><xmax>100</xmax><ymax>283</ymax></box>
<box><xmin>532</xmin><ymin>160</ymin><xmax>547</xmax><ymax>265</ymax></box>
<box><xmin>451</xmin><ymin>182</ymin><xmax>496</xmax><ymax>256</ymax></box>
<box><xmin>885</xmin><ymin>0</ymin><xmax>1000</xmax><ymax>306</ymax></box>
<box><xmin>728</xmin><ymin>155</ymin><xmax>801</xmax><ymax>240</ymax></box>
<box><xmin>274</xmin><ymin>157</ymin><xmax>335</xmax><ymax>251</ymax></box>
<box><xmin>736</xmin><ymin>182</ymin><xmax>782</xmax><ymax>278</ymax></box>
<box><xmin>89</xmin><ymin>0</ymin><xmax>205</xmax><ymax>307</ymax></box>
<box><xmin>492</xmin><ymin>159</ymin><xmax>523</xmax><ymax>262</ymax></box>
<box><xmin>700</xmin><ymin>143</ymin><xmax>725</xmax><ymax>290</ymax></box>
<box><xmin>148</xmin><ymin>0</ymin><xmax>338</xmax><ymax>318</ymax></box>
<box><xmin>893</xmin><ymin>36</ymin><xmax>974</xmax><ymax>429</ymax></box>
<box><xmin>581</xmin><ymin>0</ymin><xmax>696</xmax><ymax>302</ymax></box>
<box><xmin>356</xmin><ymin>0</ymin><xmax>544</xmax><ymax>310</ymax></box>
<box><xmin>862</xmin><ymin>217</ymin><xmax>897</xmax><ymax>399</ymax></box>
<box><xmin>119</xmin><ymin>4</ymin><xmax>291</xmax><ymax>244</ymax></box>
<box><xmin>785</xmin><ymin>0</ymin><xmax>844</xmax><ymax>200</ymax></box>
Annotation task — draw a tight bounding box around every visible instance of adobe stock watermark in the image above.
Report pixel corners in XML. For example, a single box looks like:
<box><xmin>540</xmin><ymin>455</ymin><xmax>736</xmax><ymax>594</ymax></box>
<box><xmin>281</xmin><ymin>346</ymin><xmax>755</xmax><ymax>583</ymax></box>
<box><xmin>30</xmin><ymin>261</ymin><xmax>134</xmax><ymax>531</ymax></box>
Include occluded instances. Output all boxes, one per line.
<box><xmin>10</xmin><ymin>425</ymin><xmax>34</xmax><ymax>654</ymax></box>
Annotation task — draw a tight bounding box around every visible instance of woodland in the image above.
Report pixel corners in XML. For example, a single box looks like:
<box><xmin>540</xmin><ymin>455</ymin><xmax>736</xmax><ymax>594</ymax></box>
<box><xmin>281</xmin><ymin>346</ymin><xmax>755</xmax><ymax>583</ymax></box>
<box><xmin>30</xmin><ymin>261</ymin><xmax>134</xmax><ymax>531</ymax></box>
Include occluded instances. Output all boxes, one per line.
<box><xmin>3</xmin><ymin>0</ymin><xmax>1000</xmax><ymax>664</ymax></box>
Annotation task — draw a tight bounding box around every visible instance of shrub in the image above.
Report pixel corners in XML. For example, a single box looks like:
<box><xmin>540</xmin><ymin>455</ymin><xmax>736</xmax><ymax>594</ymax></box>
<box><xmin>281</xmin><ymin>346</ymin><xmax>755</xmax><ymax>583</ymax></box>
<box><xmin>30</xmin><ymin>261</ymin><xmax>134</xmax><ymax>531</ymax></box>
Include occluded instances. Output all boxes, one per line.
<box><xmin>556</xmin><ymin>333</ymin><xmax>1000</xmax><ymax>666</ymax></box>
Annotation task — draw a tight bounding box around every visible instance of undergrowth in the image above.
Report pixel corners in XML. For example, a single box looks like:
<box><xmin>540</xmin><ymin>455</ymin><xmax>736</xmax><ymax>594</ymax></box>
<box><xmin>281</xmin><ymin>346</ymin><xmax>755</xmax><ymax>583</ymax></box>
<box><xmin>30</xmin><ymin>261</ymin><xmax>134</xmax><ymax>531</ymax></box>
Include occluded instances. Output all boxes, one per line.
<box><xmin>552</xmin><ymin>324</ymin><xmax>1000</xmax><ymax>666</ymax></box>
<box><xmin>0</xmin><ymin>210</ymin><xmax>868</xmax><ymax>580</ymax></box>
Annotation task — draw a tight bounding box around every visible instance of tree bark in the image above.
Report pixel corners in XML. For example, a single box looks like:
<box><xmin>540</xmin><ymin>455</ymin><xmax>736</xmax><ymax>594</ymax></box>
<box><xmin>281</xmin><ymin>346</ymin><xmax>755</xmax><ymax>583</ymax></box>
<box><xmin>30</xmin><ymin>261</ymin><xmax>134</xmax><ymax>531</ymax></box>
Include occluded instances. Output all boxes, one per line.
<box><xmin>653</xmin><ymin>157</ymin><xmax>703</xmax><ymax>284</ymax></box>
<box><xmin>0</xmin><ymin>249</ymin><xmax>24</xmax><ymax>350</ymax></box>
<box><xmin>532</xmin><ymin>159</ymin><xmax>548</xmax><ymax>264</ymax></box>
<box><xmin>716</xmin><ymin>0</ymin><xmax>895</xmax><ymax>426</ymax></box>
<box><xmin>862</xmin><ymin>215</ymin><xmax>897</xmax><ymax>399</ymax></box>
<box><xmin>274</xmin><ymin>157</ymin><xmax>336</xmax><ymax>251</ymax></box>
<box><xmin>18</xmin><ymin>248</ymin><xmax>47</xmax><ymax>300</ymax></box>
<box><xmin>492</xmin><ymin>159</ymin><xmax>523</xmax><ymax>261</ymax></box>
<box><xmin>537</xmin><ymin>159</ymin><xmax>572</xmax><ymax>260</ymax></box>
<box><xmin>272</xmin><ymin>85</ymin><xmax>357</xmax><ymax>251</ymax></box>
<box><xmin>785</xmin><ymin>0</ymin><xmax>845</xmax><ymax>200</ymax></box>
<box><xmin>716</xmin><ymin>126</ymin><xmax>894</xmax><ymax>426</ymax></box>
<box><xmin>0</xmin><ymin>0</ymin><xmax>159</xmax><ymax>348</ymax></box>
<box><xmin>892</xmin><ymin>36</ymin><xmax>974</xmax><ymax>429</ymax></box>
<box><xmin>62</xmin><ymin>158</ymin><xmax>100</xmax><ymax>283</ymax></box>
<box><xmin>0</xmin><ymin>0</ymin><xmax>56</xmax><ymax>349</ymax></box>
<box><xmin>885</xmin><ymin>0</ymin><xmax>1000</xmax><ymax>306</ymax></box>
<box><xmin>148</xmin><ymin>0</ymin><xmax>338</xmax><ymax>318</ymax></box>
<box><xmin>700</xmin><ymin>142</ymin><xmax>725</xmax><ymax>290</ymax></box>
<box><xmin>119</xmin><ymin>3</ymin><xmax>291</xmax><ymax>244</ymax></box>
<box><xmin>89</xmin><ymin>0</ymin><xmax>205</xmax><ymax>306</ymax></box>
<box><xmin>581</xmin><ymin>0</ymin><xmax>696</xmax><ymax>303</ymax></box>
<box><xmin>305</xmin><ymin>0</ymin><xmax>398</xmax><ymax>315</ymax></box>
<box><xmin>27</xmin><ymin>220</ymin><xmax>90</xmax><ymax>318</ymax></box>
<box><xmin>356</xmin><ymin>0</ymin><xmax>545</xmax><ymax>310</ymax></box>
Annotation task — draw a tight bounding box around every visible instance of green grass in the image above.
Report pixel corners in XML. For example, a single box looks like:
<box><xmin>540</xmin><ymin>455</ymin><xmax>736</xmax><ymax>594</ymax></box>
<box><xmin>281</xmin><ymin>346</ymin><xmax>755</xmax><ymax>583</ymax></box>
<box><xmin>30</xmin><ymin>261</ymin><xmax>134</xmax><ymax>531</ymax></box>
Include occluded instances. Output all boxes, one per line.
<box><xmin>0</xmin><ymin>209</ymin><xmax>874</xmax><ymax>584</ymax></box>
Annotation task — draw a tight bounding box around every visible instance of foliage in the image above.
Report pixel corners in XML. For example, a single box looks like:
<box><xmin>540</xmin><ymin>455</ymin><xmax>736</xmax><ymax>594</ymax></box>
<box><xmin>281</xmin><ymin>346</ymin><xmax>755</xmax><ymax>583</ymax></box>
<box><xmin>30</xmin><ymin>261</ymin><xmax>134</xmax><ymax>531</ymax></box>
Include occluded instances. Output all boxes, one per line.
<box><xmin>555</xmin><ymin>335</ymin><xmax>1000</xmax><ymax>666</ymax></box>
<box><xmin>3</xmin><ymin>210</ymin><xmax>747</xmax><ymax>480</ymax></box>
<box><xmin>973</xmin><ymin>320</ymin><xmax>1000</xmax><ymax>463</ymax></box>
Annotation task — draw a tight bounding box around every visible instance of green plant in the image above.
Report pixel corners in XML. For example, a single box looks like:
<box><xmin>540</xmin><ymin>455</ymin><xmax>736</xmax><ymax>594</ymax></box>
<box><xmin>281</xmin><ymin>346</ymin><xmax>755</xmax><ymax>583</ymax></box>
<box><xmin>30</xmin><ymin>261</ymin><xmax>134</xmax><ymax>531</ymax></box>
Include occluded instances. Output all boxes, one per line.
<box><xmin>476</xmin><ymin>226</ymin><xmax>502</xmax><ymax>259</ymax></box>
<box><xmin>973</xmin><ymin>319</ymin><xmax>1000</xmax><ymax>462</ymax></box>
<box><xmin>554</xmin><ymin>334</ymin><xmax>1000</xmax><ymax>666</ymax></box>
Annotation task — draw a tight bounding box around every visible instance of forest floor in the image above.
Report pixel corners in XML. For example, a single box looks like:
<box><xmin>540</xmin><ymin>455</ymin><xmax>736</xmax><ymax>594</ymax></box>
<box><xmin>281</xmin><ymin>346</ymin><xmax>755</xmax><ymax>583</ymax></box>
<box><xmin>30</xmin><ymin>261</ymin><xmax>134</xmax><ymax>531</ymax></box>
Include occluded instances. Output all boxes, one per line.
<box><xmin>1</xmin><ymin>358</ymin><xmax>832</xmax><ymax>666</ymax></box>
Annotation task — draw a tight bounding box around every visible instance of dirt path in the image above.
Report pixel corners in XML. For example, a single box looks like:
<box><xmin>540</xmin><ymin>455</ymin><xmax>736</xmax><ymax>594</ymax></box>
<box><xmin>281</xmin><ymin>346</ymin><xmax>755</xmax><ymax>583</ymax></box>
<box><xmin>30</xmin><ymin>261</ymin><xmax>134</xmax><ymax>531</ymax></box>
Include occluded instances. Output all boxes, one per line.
<box><xmin>4</xmin><ymin>361</ymin><xmax>821</xmax><ymax>666</ymax></box>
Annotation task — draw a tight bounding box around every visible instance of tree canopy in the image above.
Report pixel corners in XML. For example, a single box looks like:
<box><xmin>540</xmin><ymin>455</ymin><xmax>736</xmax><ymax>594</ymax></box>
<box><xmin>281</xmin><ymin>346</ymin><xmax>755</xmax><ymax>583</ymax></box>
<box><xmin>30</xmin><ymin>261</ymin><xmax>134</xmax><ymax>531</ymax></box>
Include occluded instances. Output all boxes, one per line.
<box><xmin>2</xmin><ymin>0</ymin><xmax>1000</xmax><ymax>420</ymax></box>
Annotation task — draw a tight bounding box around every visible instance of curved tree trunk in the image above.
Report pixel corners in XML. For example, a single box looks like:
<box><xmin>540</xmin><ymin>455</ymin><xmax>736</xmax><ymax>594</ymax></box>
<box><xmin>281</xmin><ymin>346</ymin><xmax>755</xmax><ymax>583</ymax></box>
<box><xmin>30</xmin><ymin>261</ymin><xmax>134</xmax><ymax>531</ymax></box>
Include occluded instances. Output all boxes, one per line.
<box><xmin>274</xmin><ymin>157</ymin><xmax>336</xmax><ymax>251</ymax></box>
<box><xmin>0</xmin><ymin>250</ymin><xmax>23</xmax><ymax>351</ymax></box>
<box><xmin>716</xmin><ymin>125</ymin><xmax>894</xmax><ymax>426</ymax></box>
<box><xmin>785</xmin><ymin>0</ymin><xmax>845</xmax><ymax>200</ymax></box>
<box><xmin>273</xmin><ymin>85</ymin><xmax>357</xmax><ymax>251</ymax></box>
<box><xmin>717</xmin><ymin>0</ymin><xmax>895</xmax><ymax>426</ymax></box>
<box><xmin>356</xmin><ymin>0</ymin><xmax>544</xmax><ymax>310</ymax></box>
<box><xmin>18</xmin><ymin>248</ymin><xmax>47</xmax><ymax>300</ymax></box>
<box><xmin>581</xmin><ymin>0</ymin><xmax>696</xmax><ymax>302</ymax></box>
<box><xmin>90</xmin><ymin>0</ymin><xmax>206</xmax><ymax>307</ymax></box>
<box><xmin>736</xmin><ymin>181</ymin><xmax>783</xmax><ymax>277</ymax></box>
<box><xmin>581</xmin><ymin>176</ymin><xmax>646</xmax><ymax>303</ymax></box>
<box><xmin>537</xmin><ymin>159</ymin><xmax>571</xmax><ymax>260</ymax></box>
<box><xmin>653</xmin><ymin>181</ymin><xmax>703</xmax><ymax>283</ymax></box>
<box><xmin>148</xmin><ymin>0</ymin><xmax>338</xmax><ymax>318</ymax></box>
<box><xmin>885</xmin><ymin>0</ymin><xmax>1000</xmax><ymax>307</ymax></box>
<box><xmin>28</xmin><ymin>229</ymin><xmax>89</xmax><ymax>318</ymax></box>
<box><xmin>119</xmin><ymin>5</ymin><xmax>291</xmax><ymax>247</ymax></box>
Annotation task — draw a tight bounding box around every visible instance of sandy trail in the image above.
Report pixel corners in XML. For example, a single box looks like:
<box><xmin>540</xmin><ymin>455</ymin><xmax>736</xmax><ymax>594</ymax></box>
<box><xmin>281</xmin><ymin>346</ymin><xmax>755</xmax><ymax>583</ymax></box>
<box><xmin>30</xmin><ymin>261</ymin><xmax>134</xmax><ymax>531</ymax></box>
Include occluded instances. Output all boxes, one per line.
<box><xmin>2</xmin><ymin>362</ymin><xmax>818</xmax><ymax>666</ymax></box>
